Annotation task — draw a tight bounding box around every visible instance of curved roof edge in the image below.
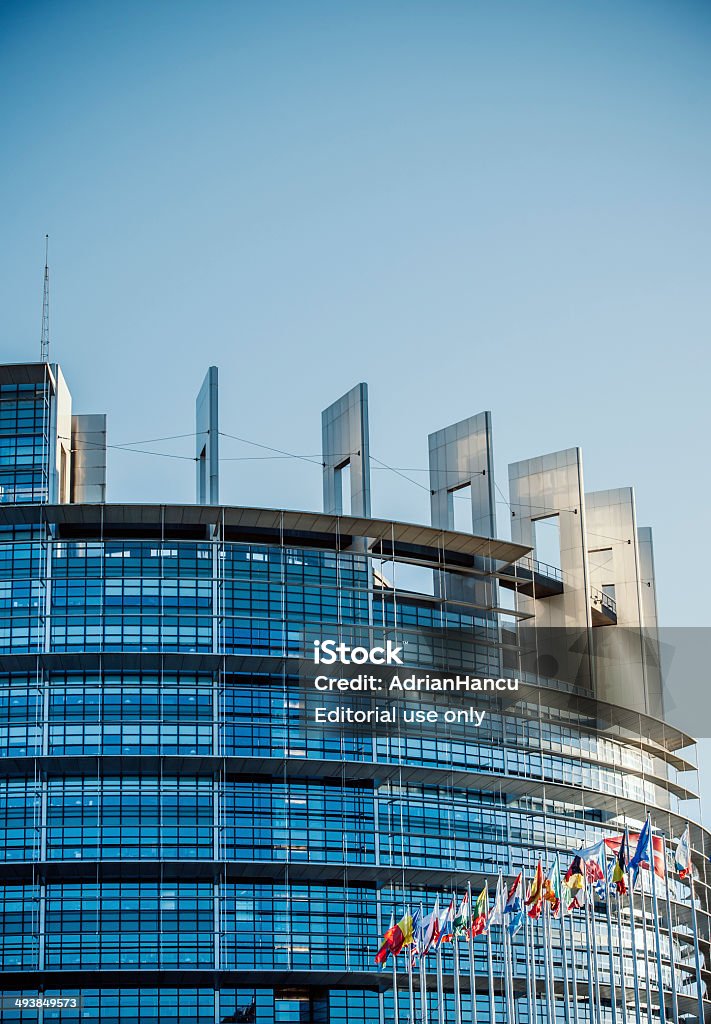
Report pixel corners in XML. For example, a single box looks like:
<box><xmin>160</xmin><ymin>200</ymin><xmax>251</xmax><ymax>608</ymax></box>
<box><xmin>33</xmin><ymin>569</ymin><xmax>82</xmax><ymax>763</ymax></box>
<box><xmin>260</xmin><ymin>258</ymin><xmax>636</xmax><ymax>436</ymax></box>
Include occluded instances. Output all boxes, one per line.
<box><xmin>0</xmin><ymin>502</ymin><xmax>531</xmax><ymax>568</ymax></box>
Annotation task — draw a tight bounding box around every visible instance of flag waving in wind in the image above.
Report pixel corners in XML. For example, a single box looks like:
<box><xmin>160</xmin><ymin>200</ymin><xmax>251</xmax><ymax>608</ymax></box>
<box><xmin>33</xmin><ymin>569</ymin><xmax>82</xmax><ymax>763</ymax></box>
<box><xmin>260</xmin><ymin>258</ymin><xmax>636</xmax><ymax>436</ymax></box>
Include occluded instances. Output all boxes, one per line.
<box><xmin>611</xmin><ymin>839</ymin><xmax>628</xmax><ymax>895</ymax></box>
<box><xmin>417</xmin><ymin>899</ymin><xmax>439</xmax><ymax>955</ymax></box>
<box><xmin>607</xmin><ymin>827</ymin><xmax>665</xmax><ymax>881</ymax></box>
<box><xmin>542</xmin><ymin>859</ymin><xmax>563</xmax><ymax>918</ymax></box>
<box><xmin>409</xmin><ymin>907</ymin><xmax>421</xmax><ymax>967</ymax></box>
<box><xmin>400</xmin><ymin>909</ymin><xmax>414</xmax><ymax>948</ymax></box>
<box><xmin>470</xmin><ymin>885</ymin><xmax>488</xmax><ymax>937</ymax></box>
<box><xmin>581</xmin><ymin>840</ymin><xmax>607</xmax><ymax>900</ymax></box>
<box><xmin>564</xmin><ymin>854</ymin><xmax>586</xmax><ymax>911</ymax></box>
<box><xmin>504</xmin><ymin>873</ymin><xmax>524</xmax><ymax>936</ymax></box>
<box><xmin>675</xmin><ymin>827</ymin><xmax>692</xmax><ymax>880</ymax></box>
<box><xmin>375</xmin><ymin>911</ymin><xmax>413</xmax><ymax>965</ymax></box>
<box><xmin>435</xmin><ymin>896</ymin><xmax>454</xmax><ymax>947</ymax></box>
<box><xmin>485</xmin><ymin>874</ymin><xmax>507</xmax><ymax>932</ymax></box>
<box><xmin>629</xmin><ymin>819</ymin><xmax>655</xmax><ymax>884</ymax></box>
<box><xmin>526</xmin><ymin>861</ymin><xmax>545</xmax><ymax>919</ymax></box>
<box><xmin>375</xmin><ymin>913</ymin><xmax>396</xmax><ymax>966</ymax></box>
<box><xmin>453</xmin><ymin>891</ymin><xmax>470</xmax><ymax>940</ymax></box>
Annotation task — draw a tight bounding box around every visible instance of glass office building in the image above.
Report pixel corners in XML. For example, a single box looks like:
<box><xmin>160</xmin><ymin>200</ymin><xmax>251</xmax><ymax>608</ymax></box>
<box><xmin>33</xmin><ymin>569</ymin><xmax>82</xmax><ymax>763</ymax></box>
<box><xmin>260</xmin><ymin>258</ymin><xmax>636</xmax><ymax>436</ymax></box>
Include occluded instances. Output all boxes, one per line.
<box><xmin>0</xmin><ymin>364</ymin><xmax>707</xmax><ymax>1023</ymax></box>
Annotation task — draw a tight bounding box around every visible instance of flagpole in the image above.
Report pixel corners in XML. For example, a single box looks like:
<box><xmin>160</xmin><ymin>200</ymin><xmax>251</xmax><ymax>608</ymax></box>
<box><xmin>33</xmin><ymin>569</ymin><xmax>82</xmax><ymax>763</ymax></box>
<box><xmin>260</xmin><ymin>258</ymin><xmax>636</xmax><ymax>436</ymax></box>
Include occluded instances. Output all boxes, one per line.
<box><xmin>521</xmin><ymin>869</ymin><xmax>530</xmax><ymax>1024</ymax></box>
<box><xmin>501</xmin><ymin>873</ymin><xmax>515</xmax><ymax>1024</ymax></box>
<box><xmin>639</xmin><ymin>860</ymin><xmax>654</xmax><ymax>1023</ymax></box>
<box><xmin>421</xmin><ymin>949</ymin><xmax>430</xmax><ymax>1024</ymax></box>
<box><xmin>687</xmin><ymin>827</ymin><xmax>704</xmax><ymax>1024</ymax></box>
<box><xmin>662</xmin><ymin>837</ymin><xmax>679</xmax><ymax>1024</ymax></box>
<box><xmin>485</xmin><ymin>882</ymin><xmax>496</xmax><ymax>1024</ymax></box>
<box><xmin>393</xmin><ymin>948</ymin><xmax>400</xmax><ymax>1024</ymax></box>
<box><xmin>502</xmin><ymin>924</ymin><xmax>510</xmax><ymax>1024</ymax></box>
<box><xmin>541</xmin><ymin>909</ymin><xmax>553</xmax><ymax>1024</ymax></box>
<box><xmin>509</xmin><ymin>927</ymin><xmax>517</xmax><ymax>1024</ymax></box>
<box><xmin>545</xmin><ymin>909</ymin><xmax>557</xmax><ymax>1024</ymax></box>
<box><xmin>503</xmin><ymin>918</ymin><xmax>515</xmax><ymax>1024</ymax></box>
<box><xmin>420</xmin><ymin>902</ymin><xmax>429</xmax><ymax>1024</ymax></box>
<box><xmin>523</xmin><ymin>870</ymin><xmax>536</xmax><ymax>1024</ymax></box>
<box><xmin>539</xmin><ymin>908</ymin><xmax>549</xmax><ymax>1024</ymax></box>
<box><xmin>603</xmin><ymin>853</ymin><xmax>618</xmax><ymax>1024</ymax></box>
<box><xmin>647</xmin><ymin>816</ymin><xmax>667</xmax><ymax>1024</ymax></box>
<box><xmin>453</xmin><ymin>933</ymin><xmax>462</xmax><ymax>1024</ymax></box>
<box><xmin>436</xmin><ymin>940</ymin><xmax>445</xmax><ymax>1024</ymax></box>
<box><xmin>524</xmin><ymin>909</ymin><xmax>536</xmax><ymax>1024</ymax></box>
<box><xmin>590</xmin><ymin>885</ymin><xmax>603</xmax><ymax>1024</ymax></box>
<box><xmin>557</xmin><ymin>858</ymin><xmax>571</xmax><ymax>1024</ymax></box>
<box><xmin>552</xmin><ymin>905</ymin><xmax>561</xmax><ymax>1024</ymax></box>
<box><xmin>466</xmin><ymin>883</ymin><xmax>477</xmax><ymax>1024</ymax></box>
<box><xmin>626</xmin><ymin>828</ymin><xmax>643</xmax><ymax>1024</ymax></box>
<box><xmin>409</xmin><ymin>945</ymin><xmax>417</xmax><ymax>1024</ymax></box>
<box><xmin>616</xmin><ymin>891</ymin><xmax>629</xmax><ymax>1024</ymax></box>
<box><xmin>583</xmin><ymin>884</ymin><xmax>597</xmax><ymax>1024</ymax></box>
<box><xmin>568</xmin><ymin>910</ymin><xmax>579</xmax><ymax>1024</ymax></box>
<box><xmin>497</xmin><ymin>902</ymin><xmax>508</xmax><ymax>1024</ymax></box>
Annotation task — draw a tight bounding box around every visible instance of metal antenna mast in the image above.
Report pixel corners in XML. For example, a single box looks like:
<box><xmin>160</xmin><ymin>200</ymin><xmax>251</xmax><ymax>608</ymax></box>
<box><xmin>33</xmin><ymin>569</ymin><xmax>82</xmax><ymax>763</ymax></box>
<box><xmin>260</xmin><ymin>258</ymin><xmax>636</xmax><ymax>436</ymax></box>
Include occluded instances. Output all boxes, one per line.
<box><xmin>40</xmin><ymin>234</ymin><xmax>49</xmax><ymax>362</ymax></box>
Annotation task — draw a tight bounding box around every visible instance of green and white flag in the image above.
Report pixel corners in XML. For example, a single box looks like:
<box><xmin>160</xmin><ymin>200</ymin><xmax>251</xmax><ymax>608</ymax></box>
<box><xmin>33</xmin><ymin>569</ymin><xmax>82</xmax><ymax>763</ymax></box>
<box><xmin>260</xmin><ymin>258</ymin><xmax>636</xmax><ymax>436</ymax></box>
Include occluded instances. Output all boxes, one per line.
<box><xmin>453</xmin><ymin>891</ymin><xmax>469</xmax><ymax>938</ymax></box>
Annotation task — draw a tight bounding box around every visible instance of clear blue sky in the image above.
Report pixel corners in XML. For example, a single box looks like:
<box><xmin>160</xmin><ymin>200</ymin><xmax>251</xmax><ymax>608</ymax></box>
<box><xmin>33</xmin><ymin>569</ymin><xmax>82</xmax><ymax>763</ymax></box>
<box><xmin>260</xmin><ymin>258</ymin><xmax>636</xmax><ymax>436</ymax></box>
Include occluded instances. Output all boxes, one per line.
<box><xmin>1</xmin><ymin>1</ymin><xmax>710</xmax><ymax>802</ymax></box>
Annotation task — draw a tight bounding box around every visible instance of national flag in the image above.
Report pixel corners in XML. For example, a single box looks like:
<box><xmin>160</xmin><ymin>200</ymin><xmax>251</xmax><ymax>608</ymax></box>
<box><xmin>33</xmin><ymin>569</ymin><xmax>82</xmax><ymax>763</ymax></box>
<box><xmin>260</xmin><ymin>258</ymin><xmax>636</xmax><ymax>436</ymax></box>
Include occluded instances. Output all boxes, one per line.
<box><xmin>504</xmin><ymin>873</ymin><xmax>524</xmax><ymax>936</ymax></box>
<box><xmin>377</xmin><ymin>910</ymin><xmax>414</xmax><ymax>963</ymax></box>
<box><xmin>563</xmin><ymin>854</ymin><xmax>586</xmax><ymax>911</ymax></box>
<box><xmin>470</xmin><ymin>885</ymin><xmax>488</xmax><ymax>937</ymax></box>
<box><xmin>564</xmin><ymin>854</ymin><xmax>585</xmax><ymax>891</ymax></box>
<box><xmin>453</xmin><ymin>891</ymin><xmax>470</xmax><ymax>940</ymax></box>
<box><xmin>526</xmin><ymin>861</ymin><xmax>544</xmax><ymax>919</ymax></box>
<box><xmin>417</xmin><ymin>899</ymin><xmax>440</xmax><ymax>956</ymax></box>
<box><xmin>675</xmin><ymin>827</ymin><xmax>692</xmax><ymax>880</ymax></box>
<box><xmin>375</xmin><ymin>913</ymin><xmax>396</xmax><ymax>966</ymax></box>
<box><xmin>605</xmin><ymin>830</ymin><xmax>665</xmax><ymax>880</ymax></box>
<box><xmin>542</xmin><ymin>859</ymin><xmax>562</xmax><ymax>918</ymax></box>
<box><xmin>611</xmin><ymin>841</ymin><xmax>628</xmax><ymax>895</ymax></box>
<box><xmin>399</xmin><ymin>909</ymin><xmax>415</xmax><ymax>949</ymax></box>
<box><xmin>415</xmin><ymin>905</ymin><xmax>426</xmax><ymax>956</ymax></box>
<box><xmin>581</xmin><ymin>840</ymin><xmax>607</xmax><ymax>900</ymax></box>
<box><xmin>436</xmin><ymin>896</ymin><xmax>455</xmax><ymax>946</ymax></box>
<box><xmin>567</xmin><ymin>888</ymin><xmax>586</xmax><ymax>912</ymax></box>
<box><xmin>628</xmin><ymin>821</ymin><xmax>650</xmax><ymax>884</ymax></box>
<box><xmin>409</xmin><ymin>907</ymin><xmax>421</xmax><ymax>966</ymax></box>
<box><xmin>485</xmin><ymin>874</ymin><xmax>507</xmax><ymax>932</ymax></box>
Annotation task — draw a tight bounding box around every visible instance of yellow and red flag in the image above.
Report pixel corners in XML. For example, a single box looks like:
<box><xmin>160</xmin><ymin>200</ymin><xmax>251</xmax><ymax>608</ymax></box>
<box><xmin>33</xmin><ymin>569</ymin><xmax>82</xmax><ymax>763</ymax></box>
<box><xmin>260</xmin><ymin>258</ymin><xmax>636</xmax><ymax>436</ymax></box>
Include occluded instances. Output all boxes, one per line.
<box><xmin>526</xmin><ymin>861</ymin><xmax>544</xmax><ymax>919</ymax></box>
<box><xmin>375</xmin><ymin>911</ymin><xmax>414</xmax><ymax>965</ymax></box>
<box><xmin>470</xmin><ymin>885</ymin><xmax>488</xmax><ymax>937</ymax></box>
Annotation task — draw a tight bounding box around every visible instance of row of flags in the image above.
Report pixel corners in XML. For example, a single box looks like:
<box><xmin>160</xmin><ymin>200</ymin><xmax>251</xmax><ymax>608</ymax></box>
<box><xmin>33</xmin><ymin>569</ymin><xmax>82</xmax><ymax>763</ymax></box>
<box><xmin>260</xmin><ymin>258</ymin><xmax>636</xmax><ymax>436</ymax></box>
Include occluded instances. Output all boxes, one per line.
<box><xmin>376</xmin><ymin>883</ymin><xmax>494</xmax><ymax>966</ymax></box>
<box><xmin>376</xmin><ymin>822</ymin><xmax>693</xmax><ymax>965</ymax></box>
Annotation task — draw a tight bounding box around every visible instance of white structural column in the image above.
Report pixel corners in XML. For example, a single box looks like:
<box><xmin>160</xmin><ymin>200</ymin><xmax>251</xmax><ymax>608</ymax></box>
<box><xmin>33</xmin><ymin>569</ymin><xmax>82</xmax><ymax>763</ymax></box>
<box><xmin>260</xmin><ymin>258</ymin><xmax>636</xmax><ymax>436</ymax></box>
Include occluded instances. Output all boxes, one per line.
<box><xmin>428</xmin><ymin>411</ymin><xmax>496</xmax><ymax>538</ymax></box>
<box><xmin>508</xmin><ymin>448</ymin><xmax>591</xmax><ymax>629</ymax></box>
<box><xmin>585</xmin><ymin>487</ymin><xmax>652</xmax><ymax>714</ymax></box>
<box><xmin>196</xmin><ymin>366</ymin><xmax>220</xmax><ymax>505</ymax></box>
<box><xmin>637</xmin><ymin>527</ymin><xmax>659</xmax><ymax>631</ymax></box>
<box><xmin>48</xmin><ymin>362</ymin><xmax>73</xmax><ymax>504</ymax></box>
<box><xmin>428</xmin><ymin>411</ymin><xmax>498</xmax><ymax>612</ymax></box>
<box><xmin>321</xmin><ymin>382</ymin><xmax>371</xmax><ymax>518</ymax></box>
<box><xmin>637</xmin><ymin>525</ymin><xmax>664</xmax><ymax>718</ymax></box>
<box><xmin>585</xmin><ymin>488</ymin><xmax>644</xmax><ymax>628</ymax></box>
<box><xmin>71</xmin><ymin>413</ymin><xmax>107</xmax><ymax>502</ymax></box>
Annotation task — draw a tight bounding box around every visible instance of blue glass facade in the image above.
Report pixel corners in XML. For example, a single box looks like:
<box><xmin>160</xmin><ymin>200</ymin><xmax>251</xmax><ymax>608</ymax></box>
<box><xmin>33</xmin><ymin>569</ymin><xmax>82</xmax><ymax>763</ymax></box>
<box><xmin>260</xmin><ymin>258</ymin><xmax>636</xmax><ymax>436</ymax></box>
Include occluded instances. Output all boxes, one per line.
<box><xmin>0</xmin><ymin>379</ymin><xmax>51</xmax><ymax>506</ymax></box>
<box><xmin>0</xmin><ymin>499</ymin><xmax>707</xmax><ymax>1023</ymax></box>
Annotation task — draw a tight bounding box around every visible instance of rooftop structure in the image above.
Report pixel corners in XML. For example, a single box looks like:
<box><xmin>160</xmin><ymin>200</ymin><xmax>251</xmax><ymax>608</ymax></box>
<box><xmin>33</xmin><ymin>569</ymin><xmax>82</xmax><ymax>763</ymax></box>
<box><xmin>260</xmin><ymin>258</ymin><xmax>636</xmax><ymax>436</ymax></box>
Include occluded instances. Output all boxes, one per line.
<box><xmin>0</xmin><ymin>361</ymin><xmax>705</xmax><ymax>1024</ymax></box>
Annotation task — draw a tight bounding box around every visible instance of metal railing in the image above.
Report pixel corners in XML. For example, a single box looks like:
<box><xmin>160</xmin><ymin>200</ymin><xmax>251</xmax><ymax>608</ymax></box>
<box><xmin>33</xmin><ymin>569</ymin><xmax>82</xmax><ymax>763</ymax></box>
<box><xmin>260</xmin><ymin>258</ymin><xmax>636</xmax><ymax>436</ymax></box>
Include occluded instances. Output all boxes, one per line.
<box><xmin>590</xmin><ymin>584</ymin><xmax>617</xmax><ymax>615</ymax></box>
<box><xmin>512</xmin><ymin>555</ymin><xmax>566</xmax><ymax>585</ymax></box>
